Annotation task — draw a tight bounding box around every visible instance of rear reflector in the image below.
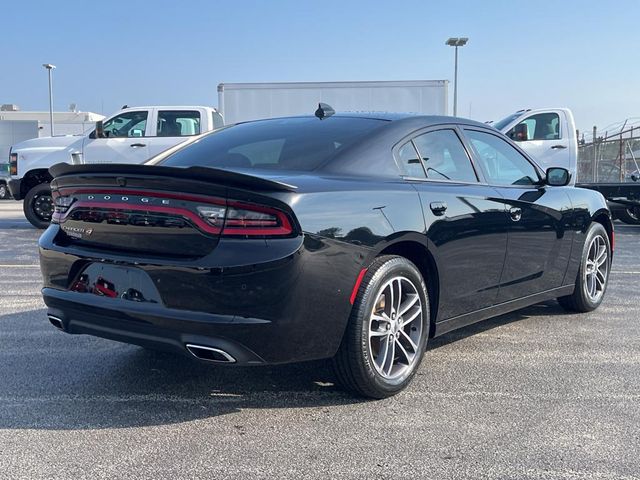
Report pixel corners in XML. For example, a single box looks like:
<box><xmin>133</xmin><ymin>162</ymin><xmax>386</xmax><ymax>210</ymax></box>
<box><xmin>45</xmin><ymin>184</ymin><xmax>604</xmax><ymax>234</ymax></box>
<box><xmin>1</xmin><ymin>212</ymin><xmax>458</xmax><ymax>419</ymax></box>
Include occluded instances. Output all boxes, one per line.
<box><xmin>350</xmin><ymin>268</ymin><xmax>368</xmax><ymax>305</ymax></box>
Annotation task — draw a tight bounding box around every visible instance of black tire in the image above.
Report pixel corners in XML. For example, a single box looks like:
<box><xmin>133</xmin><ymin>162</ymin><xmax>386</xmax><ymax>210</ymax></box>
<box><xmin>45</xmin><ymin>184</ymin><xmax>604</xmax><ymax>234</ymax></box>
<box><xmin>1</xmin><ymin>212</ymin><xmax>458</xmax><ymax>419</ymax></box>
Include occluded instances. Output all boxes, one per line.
<box><xmin>23</xmin><ymin>183</ymin><xmax>54</xmax><ymax>229</ymax></box>
<box><xmin>333</xmin><ymin>255</ymin><xmax>430</xmax><ymax>399</ymax></box>
<box><xmin>0</xmin><ymin>183</ymin><xmax>8</xmax><ymax>200</ymax></box>
<box><xmin>558</xmin><ymin>222</ymin><xmax>611</xmax><ymax>312</ymax></box>
<box><xmin>617</xmin><ymin>207</ymin><xmax>640</xmax><ymax>225</ymax></box>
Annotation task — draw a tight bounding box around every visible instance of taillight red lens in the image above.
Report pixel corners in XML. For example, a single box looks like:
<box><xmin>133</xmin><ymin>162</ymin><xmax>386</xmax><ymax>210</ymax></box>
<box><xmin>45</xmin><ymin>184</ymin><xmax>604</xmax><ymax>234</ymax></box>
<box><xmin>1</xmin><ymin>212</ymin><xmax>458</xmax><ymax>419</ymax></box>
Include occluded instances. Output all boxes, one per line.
<box><xmin>198</xmin><ymin>201</ymin><xmax>293</xmax><ymax>236</ymax></box>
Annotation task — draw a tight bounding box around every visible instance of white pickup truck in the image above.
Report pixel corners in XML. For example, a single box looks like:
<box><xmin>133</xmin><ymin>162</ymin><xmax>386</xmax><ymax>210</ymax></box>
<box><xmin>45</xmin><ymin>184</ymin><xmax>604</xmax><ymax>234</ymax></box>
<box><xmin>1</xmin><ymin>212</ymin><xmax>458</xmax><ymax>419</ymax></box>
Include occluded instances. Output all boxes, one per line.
<box><xmin>8</xmin><ymin>105</ymin><xmax>223</xmax><ymax>227</ymax></box>
<box><xmin>494</xmin><ymin>108</ymin><xmax>640</xmax><ymax>224</ymax></box>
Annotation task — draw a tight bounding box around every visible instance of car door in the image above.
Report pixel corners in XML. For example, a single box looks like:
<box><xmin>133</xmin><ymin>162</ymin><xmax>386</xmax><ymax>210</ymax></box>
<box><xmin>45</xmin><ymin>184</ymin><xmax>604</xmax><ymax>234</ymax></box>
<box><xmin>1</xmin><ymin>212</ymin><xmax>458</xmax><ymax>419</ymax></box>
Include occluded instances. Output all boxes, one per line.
<box><xmin>146</xmin><ymin>109</ymin><xmax>203</xmax><ymax>157</ymax></box>
<box><xmin>397</xmin><ymin>127</ymin><xmax>510</xmax><ymax>321</ymax></box>
<box><xmin>505</xmin><ymin>110</ymin><xmax>574</xmax><ymax>176</ymax></box>
<box><xmin>82</xmin><ymin>110</ymin><xmax>150</xmax><ymax>164</ymax></box>
<box><xmin>463</xmin><ymin>128</ymin><xmax>573</xmax><ymax>302</ymax></box>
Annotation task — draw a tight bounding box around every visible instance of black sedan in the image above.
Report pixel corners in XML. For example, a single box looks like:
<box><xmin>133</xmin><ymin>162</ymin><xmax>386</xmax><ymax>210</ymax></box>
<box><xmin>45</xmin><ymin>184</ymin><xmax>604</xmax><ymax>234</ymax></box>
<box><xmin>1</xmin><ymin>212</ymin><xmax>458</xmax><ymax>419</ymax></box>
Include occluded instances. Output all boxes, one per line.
<box><xmin>39</xmin><ymin>111</ymin><xmax>613</xmax><ymax>398</ymax></box>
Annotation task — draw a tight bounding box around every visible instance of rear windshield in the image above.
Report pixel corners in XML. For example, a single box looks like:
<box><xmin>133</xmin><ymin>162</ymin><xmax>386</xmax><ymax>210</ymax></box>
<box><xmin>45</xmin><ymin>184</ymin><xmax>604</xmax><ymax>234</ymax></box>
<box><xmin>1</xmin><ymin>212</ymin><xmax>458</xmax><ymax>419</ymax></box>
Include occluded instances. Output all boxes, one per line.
<box><xmin>156</xmin><ymin>116</ymin><xmax>386</xmax><ymax>171</ymax></box>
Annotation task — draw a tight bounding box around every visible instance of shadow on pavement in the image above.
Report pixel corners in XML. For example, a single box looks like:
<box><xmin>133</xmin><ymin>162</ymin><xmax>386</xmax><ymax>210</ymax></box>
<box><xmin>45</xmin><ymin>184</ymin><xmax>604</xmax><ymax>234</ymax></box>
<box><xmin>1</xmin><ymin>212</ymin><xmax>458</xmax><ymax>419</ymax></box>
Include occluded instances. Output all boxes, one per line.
<box><xmin>0</xmin><ymin>308</ymin><xmax>365</xmax><ymax>430</ymax></box>
<box><xmin>0</xmin><ymin>300</ymin><xmax>571</xmax><ymax>431</ymax></box>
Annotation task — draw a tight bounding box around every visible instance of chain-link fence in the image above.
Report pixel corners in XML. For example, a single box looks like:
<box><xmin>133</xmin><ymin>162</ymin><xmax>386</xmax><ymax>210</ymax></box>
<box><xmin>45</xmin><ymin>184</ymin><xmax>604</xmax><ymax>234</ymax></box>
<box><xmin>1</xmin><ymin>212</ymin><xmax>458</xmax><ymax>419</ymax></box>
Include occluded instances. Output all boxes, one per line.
<box><xmin>578</xmin><ymin>125</ymin><xmax>640</xmax><ymax>183</ymax></box>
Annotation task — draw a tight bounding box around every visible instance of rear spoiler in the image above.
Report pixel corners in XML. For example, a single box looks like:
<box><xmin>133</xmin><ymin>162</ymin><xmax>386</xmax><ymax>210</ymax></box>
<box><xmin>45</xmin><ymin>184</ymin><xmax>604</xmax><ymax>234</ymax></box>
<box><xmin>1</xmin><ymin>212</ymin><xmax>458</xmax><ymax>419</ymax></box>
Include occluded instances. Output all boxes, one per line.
<box><xmin>49</xmin><ymin>163</ymin><xmax>297</xmax><ymax>193</ymax></box>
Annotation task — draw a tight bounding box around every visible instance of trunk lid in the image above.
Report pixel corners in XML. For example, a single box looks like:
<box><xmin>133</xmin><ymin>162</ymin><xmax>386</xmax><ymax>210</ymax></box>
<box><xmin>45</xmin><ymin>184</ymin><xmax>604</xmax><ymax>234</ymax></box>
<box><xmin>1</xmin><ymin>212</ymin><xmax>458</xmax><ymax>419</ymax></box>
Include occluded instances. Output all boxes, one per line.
<box><xmin>50</xmin><ymin>163</ymin><xmax>298</xmax><ymax>258</ymax></box>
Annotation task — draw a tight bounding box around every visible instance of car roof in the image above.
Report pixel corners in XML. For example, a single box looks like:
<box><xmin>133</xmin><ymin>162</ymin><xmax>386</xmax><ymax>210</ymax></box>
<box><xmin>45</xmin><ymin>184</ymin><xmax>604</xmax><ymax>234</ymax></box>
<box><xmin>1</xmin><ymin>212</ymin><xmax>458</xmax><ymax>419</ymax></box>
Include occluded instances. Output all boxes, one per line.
<box><xmin>241</xmin><ymin>112</ymin><xmax>490</xmax><ymax>129</ymax></box>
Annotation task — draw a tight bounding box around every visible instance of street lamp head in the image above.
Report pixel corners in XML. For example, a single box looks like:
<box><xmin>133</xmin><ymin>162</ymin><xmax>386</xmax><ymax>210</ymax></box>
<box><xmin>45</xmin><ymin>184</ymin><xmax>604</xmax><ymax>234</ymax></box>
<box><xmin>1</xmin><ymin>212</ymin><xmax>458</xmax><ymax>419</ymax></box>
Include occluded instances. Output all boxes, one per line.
<box><xmin>446</xmin><ymin>37</ymin><xmax>468</xmax><ymax>47</ymax></box>
<box><xmin>42</xmin><ymin>63</ymin><xmax>56</xmax><ymax>70</ymax></box>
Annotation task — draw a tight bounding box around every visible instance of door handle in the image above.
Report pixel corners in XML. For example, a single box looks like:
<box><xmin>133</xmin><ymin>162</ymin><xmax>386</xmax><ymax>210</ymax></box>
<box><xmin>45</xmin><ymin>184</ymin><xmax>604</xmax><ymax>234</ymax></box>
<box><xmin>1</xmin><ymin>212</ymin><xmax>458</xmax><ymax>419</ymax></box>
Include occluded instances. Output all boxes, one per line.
<box><xmin>130</xmin><ymin>143</ymin><xmax>146</xmax><ymax>148</ymax></box>
<box><xmin>509</xmin><ymin>207</ymin><xmax>522</xmax><ymax>222</ymax></box>
<box><xmin>550</xmin><ymin>145</ymin><xmax>567</xmax><ymax>149</ymax></box>
<box><xmin>430</xmin><ymin>201</ymin><xmax>448</xmax><ymax>216</ymax></box>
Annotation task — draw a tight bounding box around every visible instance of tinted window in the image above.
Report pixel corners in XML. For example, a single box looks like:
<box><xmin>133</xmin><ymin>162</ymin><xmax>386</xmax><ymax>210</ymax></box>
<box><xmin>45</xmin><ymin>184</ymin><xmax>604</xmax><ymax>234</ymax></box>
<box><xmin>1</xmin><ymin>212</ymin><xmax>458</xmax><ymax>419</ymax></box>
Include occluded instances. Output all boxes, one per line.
<box><xmin>157</xmin><ymin>110</ymin><xmax>201</xmax><ymax>137</ymax></box>
<box><xmin>465</xmin><ymin>129</ymin><xmax>540</xmax><ymax>186</ymax></box>
<box><xmin>412</xmin><ymin>129</ymin><xmax>477</xmax><ymax>182</ymax></box>
<box><xmin>397</xmin><ymin>141</ymin><xmax>425</xmax><ymax>178</ymax></box>
<box><xmin>159</xmin><ymin>117</ymin><xmax>385</xmax><ymax>171</ymax></box>
<box><xmin>103</xmin><ymin>111</ymin><xmax>148</xmax><ymax>138</ymax></box>
<box><xmin>508</xmin><ymin>112</ymin><xmax>560</xmax><ymax>141</ymax></box>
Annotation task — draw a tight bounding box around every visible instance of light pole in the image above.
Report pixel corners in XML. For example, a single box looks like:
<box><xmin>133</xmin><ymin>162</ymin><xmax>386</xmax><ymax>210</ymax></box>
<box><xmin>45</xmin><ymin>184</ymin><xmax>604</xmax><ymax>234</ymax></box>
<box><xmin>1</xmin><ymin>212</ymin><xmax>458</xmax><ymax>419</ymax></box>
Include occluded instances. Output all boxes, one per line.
<box><xmin>445</xmin><ymin>37</ymin><xmax>468</xmax><ymax>117</ymax></box>
<box><xmin>42</xmin><ymin>63</ymin><xmax>56</xmax><ymax>136</ymax></box>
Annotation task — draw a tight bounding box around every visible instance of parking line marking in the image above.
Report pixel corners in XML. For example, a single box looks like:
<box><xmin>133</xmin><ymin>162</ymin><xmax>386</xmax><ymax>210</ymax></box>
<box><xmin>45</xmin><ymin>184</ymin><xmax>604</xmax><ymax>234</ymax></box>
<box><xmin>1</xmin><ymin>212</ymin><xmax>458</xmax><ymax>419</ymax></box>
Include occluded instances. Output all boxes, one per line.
<box><xmin>0</xmin><ymin>265</ymin><xmax>40</xmax><ymax>267</ymax></box>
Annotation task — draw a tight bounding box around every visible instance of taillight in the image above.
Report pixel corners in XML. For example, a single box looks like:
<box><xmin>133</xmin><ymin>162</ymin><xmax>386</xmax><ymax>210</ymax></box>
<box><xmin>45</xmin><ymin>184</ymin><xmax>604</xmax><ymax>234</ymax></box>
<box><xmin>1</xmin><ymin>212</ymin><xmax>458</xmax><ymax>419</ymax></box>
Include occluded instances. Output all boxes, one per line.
<box><xmin>54</xmin><ymin>195</ymin><xmax>74</xmax><ymax>214</ymax></box>
<box><xmin>9</xmin><ymin>152</ymin><xmax>17</xmax><ymax>176</ymax></box>
<box><xmin>197</xmin><ymin>201</ymin><xmax>293</xmax><ymax>237</ymax></box>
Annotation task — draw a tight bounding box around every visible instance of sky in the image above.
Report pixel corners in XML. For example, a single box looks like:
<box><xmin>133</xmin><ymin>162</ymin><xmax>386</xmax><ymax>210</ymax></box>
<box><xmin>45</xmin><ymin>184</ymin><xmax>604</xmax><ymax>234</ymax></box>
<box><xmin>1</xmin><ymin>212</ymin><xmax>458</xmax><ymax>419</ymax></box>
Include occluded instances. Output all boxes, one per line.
<box><xmin>2</xmin><ymin>0</ymin><xmax>639</xmax><ymax>133</ymax></box>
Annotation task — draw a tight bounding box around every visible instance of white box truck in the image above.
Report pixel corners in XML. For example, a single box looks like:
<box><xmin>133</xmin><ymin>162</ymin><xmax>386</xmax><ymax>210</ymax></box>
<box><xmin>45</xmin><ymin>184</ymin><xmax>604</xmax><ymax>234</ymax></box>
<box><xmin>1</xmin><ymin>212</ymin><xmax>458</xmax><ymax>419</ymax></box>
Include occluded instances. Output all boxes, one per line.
<box><xmin>217</xmin><ymin>80</ymin><xmax>449</xmax><ymax>125</ymax></box>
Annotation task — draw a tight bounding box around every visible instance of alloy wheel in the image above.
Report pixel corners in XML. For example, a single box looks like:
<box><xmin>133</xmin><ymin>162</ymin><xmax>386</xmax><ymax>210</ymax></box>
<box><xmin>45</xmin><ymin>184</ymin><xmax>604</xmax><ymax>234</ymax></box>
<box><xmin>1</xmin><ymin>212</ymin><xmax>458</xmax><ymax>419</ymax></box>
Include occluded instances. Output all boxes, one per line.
<box><xmin>368</xmin><ymin>275</ymin><xmax>424</xmax><ymax>380</ymax></box>
<box><xmin>583</xmin><ymin>234</ymin><xmax>609</xmax><ymax>303</ymax></box>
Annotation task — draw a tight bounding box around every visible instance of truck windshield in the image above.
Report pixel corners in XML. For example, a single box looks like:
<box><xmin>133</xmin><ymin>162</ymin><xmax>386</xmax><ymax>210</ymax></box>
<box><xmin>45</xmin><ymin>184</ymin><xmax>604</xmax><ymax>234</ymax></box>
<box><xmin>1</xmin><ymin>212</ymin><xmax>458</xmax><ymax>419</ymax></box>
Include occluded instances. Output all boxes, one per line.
<box><xmin>493</xmin><ymin>112</ymin><xmax>524</xmax><ymax>131</ymax></box>
<box><xmin>156</xmin><ymin>116</ymin><xmax>386</xmax><ymax>171</ymax></box>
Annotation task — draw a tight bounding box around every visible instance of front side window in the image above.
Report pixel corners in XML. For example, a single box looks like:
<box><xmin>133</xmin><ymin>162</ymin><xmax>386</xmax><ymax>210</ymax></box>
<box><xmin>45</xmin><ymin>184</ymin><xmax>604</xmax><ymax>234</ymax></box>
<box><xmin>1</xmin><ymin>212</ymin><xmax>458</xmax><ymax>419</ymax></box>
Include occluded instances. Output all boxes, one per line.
<box><xmin>102</xmin><ymin>111</ymin><xmax>148</xmax><ymax>138</ymax></box>
<box><xmin>412</xmin><ymin>129</ymin><xmax>477</xmax><ymax>183</ymax></box>
<box><xmin>397</xmin><ymin>141</ymin><xmax>425</xmax><ymax>178</ymax></box>
<box><xmin>507</xmin><ymin>112</ymin><xmax>560</xmax><ymax>141</ymax></box>
<box><xmin>157</xmin><ymin>110</ymin><xmax>201</xmax><ymax>137</ymax></box>
<box><xmin>465</xmin><ymin>129</ymin><xmax>540</xmax><ymax>186</ymax></box>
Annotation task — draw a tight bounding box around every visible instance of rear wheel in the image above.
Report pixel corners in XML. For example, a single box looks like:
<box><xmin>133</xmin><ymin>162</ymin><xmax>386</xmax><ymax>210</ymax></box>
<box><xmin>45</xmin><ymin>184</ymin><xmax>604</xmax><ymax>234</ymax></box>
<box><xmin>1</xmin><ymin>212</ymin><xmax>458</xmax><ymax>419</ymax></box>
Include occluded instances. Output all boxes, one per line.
<box><xmin>23</xmin><ymin>183</ymin><xmax>53</xmax><ymax>229</ymax></box>
<box><xmin>558</xmin><ymin>222</ymin><xmax>611</xmax><ymax>312</ymax></box>
<box><xmin>333</xmin><ymin>255</ymin><xmax>429</xmax><ymax>399</ymax></box>
<box><xmin>617</xmin><ymin>206</ymin><xmax>640</xmax><ymax>225</ymax></box>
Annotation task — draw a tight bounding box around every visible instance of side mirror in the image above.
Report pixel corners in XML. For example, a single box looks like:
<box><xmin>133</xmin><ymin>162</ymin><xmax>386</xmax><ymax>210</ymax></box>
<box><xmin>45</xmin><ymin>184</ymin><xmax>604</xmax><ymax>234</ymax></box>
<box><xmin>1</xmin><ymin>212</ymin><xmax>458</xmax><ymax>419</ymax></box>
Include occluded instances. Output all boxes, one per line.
<box><xmin>512</xmin><ymin>123</ymin><xmax>528</xmax><ymax>142</ymax></box>
<box><xmin>546</xmin><ymin>167</ymin><xmax>571</xmax><ymax>186</ymax></box>
<box><xmin>131</xmin><ymin>129</ymin><xmax>143</xmax><ymax>137</ymax></box>
<box><xmin>95</xmin><ymin>120</ymin><xmax>105</xmax><ymax>138</ymax></box>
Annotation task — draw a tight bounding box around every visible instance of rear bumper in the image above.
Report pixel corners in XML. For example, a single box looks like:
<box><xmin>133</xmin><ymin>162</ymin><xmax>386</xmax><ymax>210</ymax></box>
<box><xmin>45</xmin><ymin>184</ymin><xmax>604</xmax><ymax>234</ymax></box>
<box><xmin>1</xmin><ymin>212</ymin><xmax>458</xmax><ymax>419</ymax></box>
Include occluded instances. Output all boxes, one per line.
<box><xmin>8</xmin><ymin>178</ymin><xmax>22</xmax><ymax>200</ymax></box>
<box><xmin>39</xmin><ymin>226</ymin><xmax>368</xmax><ymax>365</ymax></box>
<box><xmin>43</xmin><ymin>288</ymin><xmax>268</xmax><ymax>364</ymax></box>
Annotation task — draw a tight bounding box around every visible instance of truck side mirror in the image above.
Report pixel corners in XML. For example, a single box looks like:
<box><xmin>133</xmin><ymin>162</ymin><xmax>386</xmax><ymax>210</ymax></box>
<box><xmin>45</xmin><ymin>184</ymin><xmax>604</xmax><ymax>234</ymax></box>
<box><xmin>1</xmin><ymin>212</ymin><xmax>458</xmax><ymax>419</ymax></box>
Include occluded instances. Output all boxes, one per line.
<box><xmin>512</xmin><ymin>123</ymin><xmax>528</xmax><ymax>142</ymax></box>
<box><xmin>95</xmin><ymin>120</ymin><xmax>105</xmax><ymax>138</ymax></box>
<box><xmin>546</xmin><ymin>167</ymin><xmax>570</xmax><ymax>186</ymax></box>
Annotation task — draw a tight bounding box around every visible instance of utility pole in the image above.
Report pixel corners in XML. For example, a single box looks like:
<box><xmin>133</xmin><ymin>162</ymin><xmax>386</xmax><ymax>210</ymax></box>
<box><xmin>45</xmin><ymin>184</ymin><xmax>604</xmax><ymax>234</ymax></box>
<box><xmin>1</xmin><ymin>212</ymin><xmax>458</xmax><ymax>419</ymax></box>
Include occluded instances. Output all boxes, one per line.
<box><xmin>445</xmin><ymin>38</ymin><xmax>468</xmax><ymax>117</ymax></box>
<box><xmin>42</xmin><ymin>63</ymin><xmax>56</xmax><ymax>136</ymax></box>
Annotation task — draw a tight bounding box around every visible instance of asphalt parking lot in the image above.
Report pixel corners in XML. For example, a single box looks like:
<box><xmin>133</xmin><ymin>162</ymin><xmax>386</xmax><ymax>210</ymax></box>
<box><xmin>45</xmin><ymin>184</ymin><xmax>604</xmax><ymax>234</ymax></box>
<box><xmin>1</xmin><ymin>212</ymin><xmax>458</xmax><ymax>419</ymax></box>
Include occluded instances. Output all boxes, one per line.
<box><xmin>0</xmin><ymin>200</ymin><xmax>638</xmax><ymax>480</ymax></box>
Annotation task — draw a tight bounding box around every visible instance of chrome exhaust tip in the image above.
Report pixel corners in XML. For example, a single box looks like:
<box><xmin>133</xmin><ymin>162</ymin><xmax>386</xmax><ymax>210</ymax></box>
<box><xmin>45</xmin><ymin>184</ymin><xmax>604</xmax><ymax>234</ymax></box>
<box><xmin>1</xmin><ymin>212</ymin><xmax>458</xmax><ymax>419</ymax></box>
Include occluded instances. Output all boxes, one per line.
<box><xmin>186</xmin><ymin>344</ymin><xmax>236</xmax><ymax>363</ymax></box>
<box><xmin>48</xmin><ymin>315</ymin><xmax>64</xmax><ymax>331</ymax></box>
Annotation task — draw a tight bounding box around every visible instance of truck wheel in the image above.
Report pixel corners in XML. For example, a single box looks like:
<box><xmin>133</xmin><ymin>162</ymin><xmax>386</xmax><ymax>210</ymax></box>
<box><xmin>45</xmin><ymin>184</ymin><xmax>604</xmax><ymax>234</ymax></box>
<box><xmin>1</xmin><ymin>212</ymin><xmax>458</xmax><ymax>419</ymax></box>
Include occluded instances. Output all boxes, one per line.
<box><xmin>617</xmin><ymin>207</ymin><xmax>640</xmax><ymax>225</ymax></box>
<box><xmin>0</xmin><ymin>183</ymin><xmax>8</xmax><ymax>200</ymax></box>
<box><xmin>24</xmin><ymin>183</ymin><xmax>54</xmax><ymax>229</ymax></box>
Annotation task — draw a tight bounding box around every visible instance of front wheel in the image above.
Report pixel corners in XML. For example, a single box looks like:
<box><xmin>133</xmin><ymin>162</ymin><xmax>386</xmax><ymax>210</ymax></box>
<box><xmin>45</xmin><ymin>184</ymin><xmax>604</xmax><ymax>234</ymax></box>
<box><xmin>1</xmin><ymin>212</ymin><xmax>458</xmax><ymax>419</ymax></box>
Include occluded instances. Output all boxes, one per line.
<box><xmin>23</xmin><ymin>183</ymin><xmax>54</xmax><ymax>229</ymax></box>
<box><xmin>558</xmin><ymin>222</ymin><xmax>611</xmax><ymax>312</ymax></box>
<box><xmin>0</xmin><ymin>183</ymin><xmax>8</xmax><ymax>200</ymax></box>
<box><xmin>333</xmin><ymin>255</ymin><xmax>429</xmax><ymax>399</ymax></box>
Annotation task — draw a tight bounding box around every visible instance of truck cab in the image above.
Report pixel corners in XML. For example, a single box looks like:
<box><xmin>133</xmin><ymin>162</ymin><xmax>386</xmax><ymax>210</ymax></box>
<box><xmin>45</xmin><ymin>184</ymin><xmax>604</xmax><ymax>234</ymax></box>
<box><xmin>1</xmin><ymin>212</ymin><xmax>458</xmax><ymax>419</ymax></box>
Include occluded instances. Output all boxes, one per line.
<box><xmin>494</xmin><ymin>108</ymin><xmax>578</xmax><ymax>184</ymax></box>
<box><xmin>8</xmin><ymin>105</ymin><xmax>223</xmax><ymax>228</ymax></box>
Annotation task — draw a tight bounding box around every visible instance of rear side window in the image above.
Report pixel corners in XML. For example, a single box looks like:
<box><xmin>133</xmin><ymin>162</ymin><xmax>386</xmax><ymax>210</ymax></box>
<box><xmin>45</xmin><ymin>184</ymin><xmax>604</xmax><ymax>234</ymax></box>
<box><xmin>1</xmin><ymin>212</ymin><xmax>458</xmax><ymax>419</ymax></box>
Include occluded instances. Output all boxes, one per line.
<box><xmin>397</xmin><ymin>142</ymin><xmax>425</xmax><ymax>178</ymax></box>
<box><xmin>157</xmin><ymin>110</ymin><xmax>201</xmax><ymax>137</ymax></box>
<box><xmin>159</xmin><ymin>117</ymin><xmax>385</xmax><ymax>171</ymax></box>
<box><xmin>412</xmin><ymin>129</ymin><xmax>478</xmax><ymax>183</ymax></box>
